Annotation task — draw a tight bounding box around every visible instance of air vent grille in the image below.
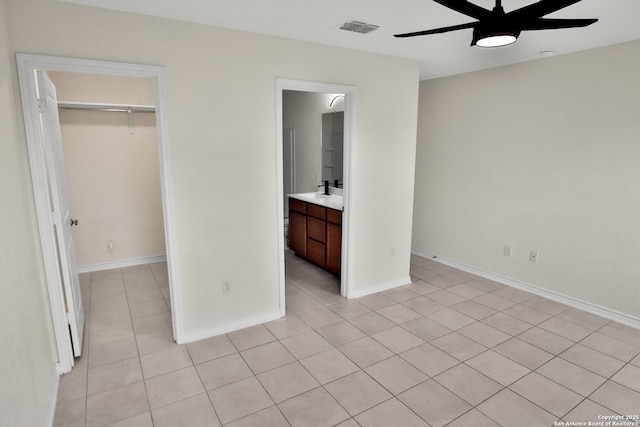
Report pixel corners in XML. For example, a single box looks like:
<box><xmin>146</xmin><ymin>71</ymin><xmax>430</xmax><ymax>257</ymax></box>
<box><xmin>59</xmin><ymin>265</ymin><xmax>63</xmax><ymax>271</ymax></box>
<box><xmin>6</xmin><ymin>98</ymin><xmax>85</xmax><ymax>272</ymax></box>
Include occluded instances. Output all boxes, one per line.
<box><xmin>339</xmin><ymin>21</ymin><xmax>380</xmax><ymax>34</ymax></box>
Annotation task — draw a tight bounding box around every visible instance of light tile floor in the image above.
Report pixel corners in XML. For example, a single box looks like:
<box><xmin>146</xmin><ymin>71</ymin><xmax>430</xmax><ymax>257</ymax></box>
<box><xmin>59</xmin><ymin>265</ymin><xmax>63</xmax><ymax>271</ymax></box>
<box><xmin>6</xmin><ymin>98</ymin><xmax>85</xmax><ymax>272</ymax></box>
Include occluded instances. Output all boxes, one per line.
<box><xmin>53</xmin><ymin>252</ymin><xmax>640</xmax><ymax>426</ymax></box>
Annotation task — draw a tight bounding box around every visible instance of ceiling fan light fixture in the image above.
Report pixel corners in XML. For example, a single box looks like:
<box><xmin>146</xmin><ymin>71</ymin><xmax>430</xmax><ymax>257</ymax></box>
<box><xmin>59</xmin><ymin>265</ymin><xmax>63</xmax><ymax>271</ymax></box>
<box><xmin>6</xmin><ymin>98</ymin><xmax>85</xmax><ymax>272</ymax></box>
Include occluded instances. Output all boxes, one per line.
<box><xmin>472</xmin><ymin>26</ymin><xmax>520</xmax><ymax>48</ymax></box>
<box><xmin>394</xmin><ymin>0</ymin><xmax>598</xmax><ymax>51</ymax></box>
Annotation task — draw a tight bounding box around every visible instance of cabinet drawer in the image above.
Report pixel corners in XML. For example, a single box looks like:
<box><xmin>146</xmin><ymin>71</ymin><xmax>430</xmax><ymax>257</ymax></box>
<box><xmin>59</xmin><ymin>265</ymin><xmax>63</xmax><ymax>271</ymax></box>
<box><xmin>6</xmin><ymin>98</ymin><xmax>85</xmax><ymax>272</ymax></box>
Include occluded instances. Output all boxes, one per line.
<box><xmin>307</xmin><ymin>238</ymin><xmax>325</xmax><ymax>266</ymax></box>
<box><xmin>327</xmin><ymin>208</ymin><xmax>342</xmax><ymax>225</ymax></box>
<box><xmin>307</xmin><ymin>203</ymin><xmax>326</xmax><ymax>220</ymax></box>
<box><xmin>289</xmin><ymin>198</ymin><xmax>306</xmax><ymax>214</ymax></box>
<box><xmin>307</xmin><ymin>216</ymin><xmax>326</xmax><ymax>243</ymax></box>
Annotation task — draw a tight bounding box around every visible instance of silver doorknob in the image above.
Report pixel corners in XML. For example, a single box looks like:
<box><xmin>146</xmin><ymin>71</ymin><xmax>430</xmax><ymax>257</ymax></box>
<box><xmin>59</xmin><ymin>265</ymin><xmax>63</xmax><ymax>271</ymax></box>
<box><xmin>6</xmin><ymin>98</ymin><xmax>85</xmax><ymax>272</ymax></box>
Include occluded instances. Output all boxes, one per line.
<box><xmin>70</xmin><ymin>218</ymin><xmax>78</xmax><ymax>226</ymax></box>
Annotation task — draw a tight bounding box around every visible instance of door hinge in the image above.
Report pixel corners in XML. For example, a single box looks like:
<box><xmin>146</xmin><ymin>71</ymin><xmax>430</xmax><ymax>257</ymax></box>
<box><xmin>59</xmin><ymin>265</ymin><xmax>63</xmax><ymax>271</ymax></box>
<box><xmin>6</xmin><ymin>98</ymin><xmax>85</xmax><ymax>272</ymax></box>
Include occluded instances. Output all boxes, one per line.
<box><xmin>37</xmin><ymin>98</ymin><xmax>47</xmax><ymax>113</ymax></box>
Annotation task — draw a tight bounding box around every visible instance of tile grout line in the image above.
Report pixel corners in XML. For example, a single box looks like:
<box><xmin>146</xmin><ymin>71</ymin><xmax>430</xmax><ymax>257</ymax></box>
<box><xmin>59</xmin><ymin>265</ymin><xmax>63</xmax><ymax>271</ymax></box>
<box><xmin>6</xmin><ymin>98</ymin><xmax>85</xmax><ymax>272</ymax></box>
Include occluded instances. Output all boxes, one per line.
<box><xmin>56</xmin><ymin>257</ymin><xmax>640</xmax><ymax>426</ymax></box>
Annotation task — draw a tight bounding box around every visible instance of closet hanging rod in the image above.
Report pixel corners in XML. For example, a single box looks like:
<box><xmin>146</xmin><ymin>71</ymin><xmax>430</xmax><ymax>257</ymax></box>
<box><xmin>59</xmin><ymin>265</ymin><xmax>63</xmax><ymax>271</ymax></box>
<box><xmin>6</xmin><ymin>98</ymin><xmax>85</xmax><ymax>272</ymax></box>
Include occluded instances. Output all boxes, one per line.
<box><xmin>57</xmin><ymin>101</ymin><xmax>156</xmax><ymax>113</ymax></box>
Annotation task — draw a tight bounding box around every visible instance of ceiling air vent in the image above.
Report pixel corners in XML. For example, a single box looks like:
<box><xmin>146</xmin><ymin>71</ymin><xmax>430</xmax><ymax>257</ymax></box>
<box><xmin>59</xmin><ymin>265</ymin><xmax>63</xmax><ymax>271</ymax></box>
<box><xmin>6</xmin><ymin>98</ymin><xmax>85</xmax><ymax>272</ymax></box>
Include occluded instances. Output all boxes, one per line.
<box><xmin>339</xmin><ymin>21</ymin><xmax>380</xmax><ymax>34</ymax></box>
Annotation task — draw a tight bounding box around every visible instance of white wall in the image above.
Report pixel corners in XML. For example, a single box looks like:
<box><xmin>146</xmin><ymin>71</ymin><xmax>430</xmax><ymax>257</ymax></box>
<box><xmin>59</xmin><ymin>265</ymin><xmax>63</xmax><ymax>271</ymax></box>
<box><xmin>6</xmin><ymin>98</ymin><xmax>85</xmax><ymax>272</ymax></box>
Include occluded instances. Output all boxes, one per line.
<box><xmin>48</xmin><ymin>72</ymin><xmax>166</xmax><ymax>268</ymax></box>
<box><xmin>413</xmin><ymin>40</ymin><xmax>640</xmax><ymax>320</ymax></box>
<box><xmin>5</xmin><ymin>0</ymin><xmax>419</xmax><ymax>340</ymax></box>
<box><xmin>283</xmin><ymin>90</ymin><xmax>344</xmax><ymax>194</ymax></box>
<box><xmin>0</xmin><ymin>0</ymin><xmax>58</xmax><ymax>425</ymax></box>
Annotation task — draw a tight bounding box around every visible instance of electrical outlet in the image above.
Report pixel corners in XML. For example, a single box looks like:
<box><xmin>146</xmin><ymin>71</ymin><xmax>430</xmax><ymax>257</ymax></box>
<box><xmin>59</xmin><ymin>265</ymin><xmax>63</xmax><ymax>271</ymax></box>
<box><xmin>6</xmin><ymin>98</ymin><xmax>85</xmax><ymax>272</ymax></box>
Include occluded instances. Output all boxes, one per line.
<box><xmin>222</xmin><ymin>280</ymin><xmax>231</xmax><ymax>294</ymax></box>
<box><xmin>529</xmin><ymin>251</ymin><xmax>539</xmax><ymax>263</ymax></box>
<box><xmin>503</xmin><ymin>244</ymin><xmax>513</xmax><ymax>257</ymax></box>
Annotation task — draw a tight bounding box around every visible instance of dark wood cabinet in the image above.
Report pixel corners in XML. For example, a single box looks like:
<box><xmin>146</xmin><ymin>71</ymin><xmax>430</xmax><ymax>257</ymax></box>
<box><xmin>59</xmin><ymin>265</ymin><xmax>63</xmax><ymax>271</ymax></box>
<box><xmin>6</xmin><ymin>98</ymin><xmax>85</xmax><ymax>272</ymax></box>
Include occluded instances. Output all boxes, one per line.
<box><xmin>307</xmin><ymin>216</ymin><xmax>325</xmax><ymax>243</ymax></box>
<box><xmin>288</xmin><ymin>197</ymin><xmax>342</xmax><ymax>276</ymax></box>
<box><xmin>288</xmin><ymin>199</ymin><xmax>307</xmax><ymax>257</ymax></box>
<box><xmin>326</xmin><ymin>222</ymin><xmax>341</xmax><ymax>274</ymax></box>
<box><xmin>306</xmin><ymin>238</ymin><xmax>326</xmax><ymax>266</ymax></box>
<box><xmin>326</xmin><ymin>207</ymin><xmax>342</xmax><ymax>274</ymax></box>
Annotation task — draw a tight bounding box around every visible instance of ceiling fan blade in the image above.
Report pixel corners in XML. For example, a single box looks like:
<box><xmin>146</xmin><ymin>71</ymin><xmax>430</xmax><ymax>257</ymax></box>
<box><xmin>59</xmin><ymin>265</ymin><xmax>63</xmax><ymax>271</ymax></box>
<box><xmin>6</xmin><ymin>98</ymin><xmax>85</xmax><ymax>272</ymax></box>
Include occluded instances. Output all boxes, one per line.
<box><xmin>433</xmin><ymin>0</ymin><xmax>493</xmax><ymax>20</ymax></box>
<box><xmin>520</xmin><ymin>18</ymin><xmax>598</xmax><ymax>30</ymax></box>
<box><xmin>508</xmin><ymin>0</ymin><xmax>583</xmax><ymax>21</ymax></box>
<box><xmin>394</xmin><ymin>21</ymin><xmax>477</xmax><ymax>38</ymax></box>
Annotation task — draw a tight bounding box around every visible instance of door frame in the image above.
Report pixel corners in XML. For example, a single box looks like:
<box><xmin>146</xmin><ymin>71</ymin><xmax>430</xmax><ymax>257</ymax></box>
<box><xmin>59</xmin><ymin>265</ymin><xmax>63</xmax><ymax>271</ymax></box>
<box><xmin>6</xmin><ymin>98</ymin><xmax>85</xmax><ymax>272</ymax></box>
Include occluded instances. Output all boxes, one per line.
<box><xmin>275</xmin><ymin>79</ymin><xmax>357</xmax><ymax>314</ymax></box>
<box><xmin>16</xmin><ymin>54</ymin><xmax>182</xmax><ymax>374</ymax></box>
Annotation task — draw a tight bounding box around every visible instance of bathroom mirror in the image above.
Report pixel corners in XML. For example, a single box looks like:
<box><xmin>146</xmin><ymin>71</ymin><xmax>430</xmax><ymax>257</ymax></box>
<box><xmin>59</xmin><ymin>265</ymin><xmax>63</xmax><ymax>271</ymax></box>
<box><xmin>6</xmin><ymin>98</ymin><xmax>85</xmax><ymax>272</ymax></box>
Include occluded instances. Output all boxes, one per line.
<box><xmin>321</xmin><ymin>112</ymin><xmax>344</xmax><ymax>188</ymax></box>
<box><xmin>282</xmin><ymin>90</ymin><xmax>344</xmax><ymax>195</ymax></box>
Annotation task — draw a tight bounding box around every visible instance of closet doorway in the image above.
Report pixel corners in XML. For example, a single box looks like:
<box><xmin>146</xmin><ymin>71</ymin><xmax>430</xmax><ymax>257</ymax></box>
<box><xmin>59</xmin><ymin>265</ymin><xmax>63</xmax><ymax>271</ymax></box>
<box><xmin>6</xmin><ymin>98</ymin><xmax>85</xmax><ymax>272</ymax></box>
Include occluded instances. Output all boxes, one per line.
<box><xmin>49</xmin><ymin>71</ymin><xmax>165</xmax><ymax>272</ymax></box>
<box><xmin>17</xmin><ymin>54</ymin><xmax>180</xmax><ymax>374</ymax></box>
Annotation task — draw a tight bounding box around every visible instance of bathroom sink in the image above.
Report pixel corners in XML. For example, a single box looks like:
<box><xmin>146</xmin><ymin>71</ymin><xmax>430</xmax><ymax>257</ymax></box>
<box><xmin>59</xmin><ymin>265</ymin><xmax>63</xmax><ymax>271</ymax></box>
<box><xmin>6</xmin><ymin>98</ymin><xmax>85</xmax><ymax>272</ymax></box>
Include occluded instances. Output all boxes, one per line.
<box><xmin>313</xmin><ymin>193</ymin><xmax>341</xmax><ymax>200</ymax></box>
<box><xmin>289</xmin><ymin>192</ymin><xmax>343</xmax><ymax>210</ymax></box>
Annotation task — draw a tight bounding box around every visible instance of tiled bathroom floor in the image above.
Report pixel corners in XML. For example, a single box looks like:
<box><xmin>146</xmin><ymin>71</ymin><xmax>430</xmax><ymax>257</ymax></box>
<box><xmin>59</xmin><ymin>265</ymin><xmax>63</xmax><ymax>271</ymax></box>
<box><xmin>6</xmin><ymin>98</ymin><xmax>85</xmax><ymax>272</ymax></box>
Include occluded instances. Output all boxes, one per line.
<box><xmin>53</xmin><ymin>252</ymin><xmax>640</xmax><ymax>426</ymax></box>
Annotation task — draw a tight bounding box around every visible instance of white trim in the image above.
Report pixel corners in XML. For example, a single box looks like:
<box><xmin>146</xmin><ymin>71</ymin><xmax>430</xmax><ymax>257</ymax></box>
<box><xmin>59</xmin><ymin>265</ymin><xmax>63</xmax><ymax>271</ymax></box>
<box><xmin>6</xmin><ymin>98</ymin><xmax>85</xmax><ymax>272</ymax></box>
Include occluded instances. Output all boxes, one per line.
<box><xmin>43</xmin><ymin>365</ymin><xmax>60</xmax><ymax>427</ymax></box>
<box><xmin>16</xmin><ymin>55</ymin><xmax>184</xmax><ymax>369</ymax></box>
<box><xmin>412</xmin><ymin>248</ymin><xmax>640</xmax><ymax>330</ymax></box>
<box><xmin>77</xmin><ymin>255</ymin><xmax>167</xmax><ymax>273</ymax></box>
<box><xmin>348</xmin><ymin>276</ymin><xmax>413</xmax><ymax>299</ymax></box>
<box><xmin>275</xmin><ymin>79</ymin><xmax>357</xmax><ymax>314</ymax></box>
<box><xmin>181</xmin><ymin>310</ymin><xmax>282</xmax><ymax>343</ymax></box>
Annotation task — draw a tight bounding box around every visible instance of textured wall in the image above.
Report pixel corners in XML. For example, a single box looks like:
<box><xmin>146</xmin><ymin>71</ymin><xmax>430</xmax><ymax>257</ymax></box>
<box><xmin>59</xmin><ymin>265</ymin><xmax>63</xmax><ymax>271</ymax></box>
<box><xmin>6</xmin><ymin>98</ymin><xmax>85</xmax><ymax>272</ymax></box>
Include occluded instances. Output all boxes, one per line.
<box><xmin>0</xmin><ymin>0</ymin><xmax>57</xmax><ymax>425</ymax></box>
<box><xmin>413</xmin><ymin>40</ymin><xmax>640</xmax><ymax>319</ymax></box>
<box><xmin>5</xmin><ymin>0</ymin><xmax>419</xmax><ymax>339</ymax></box>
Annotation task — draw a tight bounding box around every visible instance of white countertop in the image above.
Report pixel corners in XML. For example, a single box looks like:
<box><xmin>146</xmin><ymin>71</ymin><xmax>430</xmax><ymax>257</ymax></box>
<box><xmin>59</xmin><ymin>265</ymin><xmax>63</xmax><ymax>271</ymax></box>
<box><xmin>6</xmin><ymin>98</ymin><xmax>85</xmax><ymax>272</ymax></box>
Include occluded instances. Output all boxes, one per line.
<box><xmin>289</xmin><ymin>192</ymin><xmax>344</xmax><ymax>211</ymax></box>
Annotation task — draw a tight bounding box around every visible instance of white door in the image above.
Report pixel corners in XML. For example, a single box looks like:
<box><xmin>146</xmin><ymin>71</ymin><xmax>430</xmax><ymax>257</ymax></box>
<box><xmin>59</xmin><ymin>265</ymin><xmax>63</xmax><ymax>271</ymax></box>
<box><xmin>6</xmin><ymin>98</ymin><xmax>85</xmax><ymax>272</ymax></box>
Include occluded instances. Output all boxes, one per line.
<box><xmin>37</xmin><ymin>70</ymin><xmax>85</xmax><ymax>357</ymax></box>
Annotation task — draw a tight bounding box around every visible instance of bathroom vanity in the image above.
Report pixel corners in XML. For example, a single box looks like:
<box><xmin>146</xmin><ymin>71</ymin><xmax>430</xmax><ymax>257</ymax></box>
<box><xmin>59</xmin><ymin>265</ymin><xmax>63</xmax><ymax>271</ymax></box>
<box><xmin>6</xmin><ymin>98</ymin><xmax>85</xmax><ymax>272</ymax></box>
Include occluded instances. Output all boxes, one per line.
<box><xmin>288</xmin><ymin>193</ymin><xmax>342</xmax><ymax>276</ymax></box>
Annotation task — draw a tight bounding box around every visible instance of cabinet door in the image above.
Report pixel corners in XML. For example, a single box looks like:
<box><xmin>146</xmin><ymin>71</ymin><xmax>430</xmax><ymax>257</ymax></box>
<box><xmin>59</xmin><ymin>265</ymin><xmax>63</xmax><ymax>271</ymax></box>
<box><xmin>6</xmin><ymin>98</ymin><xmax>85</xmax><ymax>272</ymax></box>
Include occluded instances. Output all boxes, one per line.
<box><xmin>289</xmin><ymin>210</ymin><xmax>307</xmax><ymax>256</ymax></box>
<box><xmin>307</xmin><ymin>238</ymin><xmax>326</xmax><ymax>267</ymax></box>
<box><xmin>326</xmin><ymin>222</ymin><xmax>342</xmax><ymax>275</ymax></box>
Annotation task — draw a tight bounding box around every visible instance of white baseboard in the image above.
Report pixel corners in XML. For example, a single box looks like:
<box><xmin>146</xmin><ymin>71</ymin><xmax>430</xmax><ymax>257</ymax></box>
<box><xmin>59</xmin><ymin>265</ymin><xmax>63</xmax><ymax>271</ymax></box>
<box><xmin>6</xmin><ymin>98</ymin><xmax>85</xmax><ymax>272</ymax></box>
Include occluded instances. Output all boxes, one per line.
<box><xmin>348</xmin><ymin>275</ymin><xmax>413</xmax><ymax>299</ymax></box>
<box><xmin>77</xmin><ymin>255</ymin><xmax>167</xmax><ymax>273</ymax></box>
<box><xmin>181</xmin><ymin>309</ymin><xmax>283</xmax><ymax>344</ymax></box>
<box><xmin>412</xmin><ymin>248</ymin><xmax>640</xmax><ymax>330</ymax></box>
<box><xmin>44</xmin><ymin>364</ymin><xmax>61</xmax><ymax>427</ymax></box>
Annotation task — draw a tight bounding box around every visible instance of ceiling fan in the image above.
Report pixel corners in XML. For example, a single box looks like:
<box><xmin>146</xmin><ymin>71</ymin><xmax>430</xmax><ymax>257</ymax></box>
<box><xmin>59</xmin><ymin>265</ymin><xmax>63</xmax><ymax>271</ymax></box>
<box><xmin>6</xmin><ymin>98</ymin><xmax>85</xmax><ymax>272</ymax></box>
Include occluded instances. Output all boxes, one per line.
<box><xmin>394</xmin><ymin>0</ymin><xmax>598</xmax><ymax>48</ymax></box>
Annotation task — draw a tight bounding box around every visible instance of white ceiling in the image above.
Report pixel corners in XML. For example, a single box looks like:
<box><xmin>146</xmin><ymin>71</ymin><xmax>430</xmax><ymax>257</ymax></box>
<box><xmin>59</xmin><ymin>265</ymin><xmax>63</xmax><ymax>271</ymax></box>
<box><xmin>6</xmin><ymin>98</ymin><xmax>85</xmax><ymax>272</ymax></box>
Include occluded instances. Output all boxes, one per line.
<box><xmin>62</xmin><ymin>0</ymin><xmax>640</xmax><ymax>80</ymax></box>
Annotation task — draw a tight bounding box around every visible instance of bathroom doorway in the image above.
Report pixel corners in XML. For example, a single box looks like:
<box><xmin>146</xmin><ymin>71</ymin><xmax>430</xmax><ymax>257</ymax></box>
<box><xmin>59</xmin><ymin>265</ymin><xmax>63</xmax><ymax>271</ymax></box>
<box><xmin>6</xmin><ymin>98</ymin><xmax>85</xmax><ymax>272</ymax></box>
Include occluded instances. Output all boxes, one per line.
<box><xmin>275</xmin><ymin>79</ymin><xmax>356</xmax><ymax>316</ymax></box>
